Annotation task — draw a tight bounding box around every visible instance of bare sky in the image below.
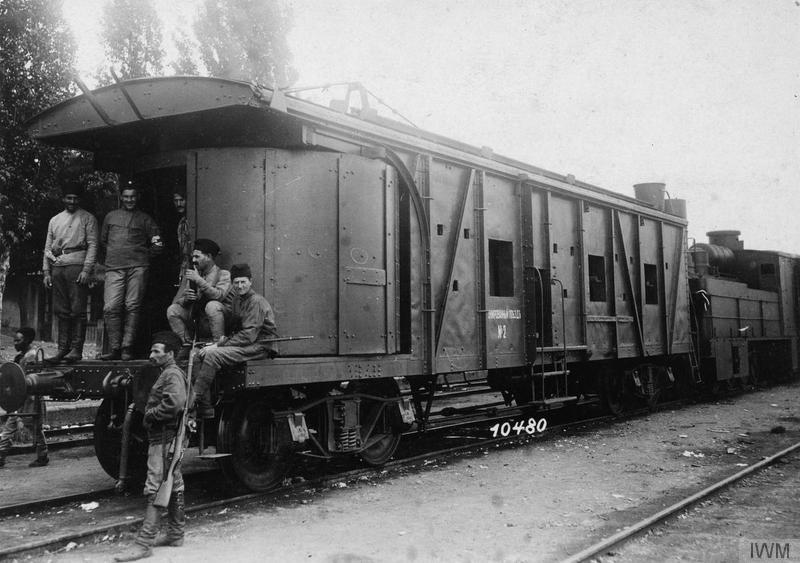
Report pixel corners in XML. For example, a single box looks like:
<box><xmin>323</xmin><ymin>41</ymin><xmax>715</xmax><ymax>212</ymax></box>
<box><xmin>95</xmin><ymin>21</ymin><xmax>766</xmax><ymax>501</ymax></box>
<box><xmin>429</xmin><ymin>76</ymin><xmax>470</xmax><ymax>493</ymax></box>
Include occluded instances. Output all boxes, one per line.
<box><xmin>63</xmin><ymin>0</ymin><xmax>800</xmax><ymax>252</ymax></box>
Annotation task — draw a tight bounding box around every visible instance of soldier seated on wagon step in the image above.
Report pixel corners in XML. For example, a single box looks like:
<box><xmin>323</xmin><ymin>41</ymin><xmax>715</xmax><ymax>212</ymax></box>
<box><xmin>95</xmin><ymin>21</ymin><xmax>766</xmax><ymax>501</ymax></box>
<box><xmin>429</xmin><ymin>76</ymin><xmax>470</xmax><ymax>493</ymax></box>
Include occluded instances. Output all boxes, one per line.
<box><xmin>190</xmin><ymin>263</ymin><xmax>279</xmax><ymax>419</ymax></box>
<box><xmin>166</xmin><ymin>239</ymin><xmax>231</xmax><ymax>361</ymax></box>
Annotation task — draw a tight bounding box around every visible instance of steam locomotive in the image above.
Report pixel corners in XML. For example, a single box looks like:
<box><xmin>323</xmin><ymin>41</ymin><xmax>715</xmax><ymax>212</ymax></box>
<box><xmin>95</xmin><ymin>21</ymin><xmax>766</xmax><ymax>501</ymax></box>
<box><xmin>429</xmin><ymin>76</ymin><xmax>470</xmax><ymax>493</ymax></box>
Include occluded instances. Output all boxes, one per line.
<box><xmin>1</xmin><ymin>77</ymin><xmax>797</xmax><ymax>491</ymax></box>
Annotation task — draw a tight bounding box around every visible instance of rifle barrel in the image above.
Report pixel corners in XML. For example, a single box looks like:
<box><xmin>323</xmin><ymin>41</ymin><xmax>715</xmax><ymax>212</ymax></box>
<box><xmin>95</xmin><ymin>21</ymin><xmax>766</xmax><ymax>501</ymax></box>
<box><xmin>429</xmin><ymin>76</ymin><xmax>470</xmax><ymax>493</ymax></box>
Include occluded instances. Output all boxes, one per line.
<box><xmin>258</xmin><ymin>336</ymin><xmax>314</xmax><ymax>343</ymax></box>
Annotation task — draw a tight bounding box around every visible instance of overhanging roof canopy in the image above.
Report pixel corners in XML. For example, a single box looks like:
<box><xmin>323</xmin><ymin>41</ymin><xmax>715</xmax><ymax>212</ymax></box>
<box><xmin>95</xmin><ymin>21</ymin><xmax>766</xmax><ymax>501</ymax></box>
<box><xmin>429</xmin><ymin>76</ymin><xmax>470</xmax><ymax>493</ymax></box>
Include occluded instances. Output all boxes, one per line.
<box><xmin>24</xmin><ymin>76</ymin><xmax>303</xmax><ymax>154</ymax></box>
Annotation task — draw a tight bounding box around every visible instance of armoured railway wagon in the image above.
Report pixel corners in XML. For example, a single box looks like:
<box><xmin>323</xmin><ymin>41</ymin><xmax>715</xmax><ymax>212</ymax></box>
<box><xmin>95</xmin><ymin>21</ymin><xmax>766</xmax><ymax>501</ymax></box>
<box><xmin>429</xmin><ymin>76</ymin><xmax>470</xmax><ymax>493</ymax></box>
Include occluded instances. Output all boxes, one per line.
<box><xmin>1</xmin><ymin>76</ymin><xmax>798</xmax><ymax>490</ymax></box>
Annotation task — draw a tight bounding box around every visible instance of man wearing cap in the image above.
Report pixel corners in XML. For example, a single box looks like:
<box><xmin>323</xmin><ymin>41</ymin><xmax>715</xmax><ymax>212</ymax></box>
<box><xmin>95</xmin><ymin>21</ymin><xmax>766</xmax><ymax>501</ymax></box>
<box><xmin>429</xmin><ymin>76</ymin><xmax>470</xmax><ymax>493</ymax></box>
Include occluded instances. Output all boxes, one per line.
<box><xmin>166</xmin><ymin>239</ymin><xmax>231</xmax><ymax>360</ymax></box>
<box><xmin>172</xmin><ymin>189</ymin><xmax>192</xmax><ymax>286</ymax></box>
<box><xmin>115</xmin><ymin>331</ymin><xmax>188</xmax><ymax>561</ymax></box>
<box><xmin>42</xmin><ymin>183</ymin><xmax>99</xmax><ymax>364</ymax></box>
<box><xmin>100</xmin><ymin>185</ymin><xmax>163</xmax><ymax>361</ymax></box>
<box><xmin>191</xmin><ymin>263</ymin><xmax>278</xmax><ymax>418</ymax></box>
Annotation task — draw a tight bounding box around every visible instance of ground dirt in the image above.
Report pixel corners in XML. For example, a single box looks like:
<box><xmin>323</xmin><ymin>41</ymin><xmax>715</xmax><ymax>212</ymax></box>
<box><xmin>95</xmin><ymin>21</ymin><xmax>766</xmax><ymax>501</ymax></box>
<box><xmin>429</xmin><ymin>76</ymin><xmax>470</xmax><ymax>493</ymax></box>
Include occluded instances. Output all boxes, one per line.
<box><xmin>13</xmin><ymin>383</ymin><xmax>800</xmax><ymax>563</ymax></box>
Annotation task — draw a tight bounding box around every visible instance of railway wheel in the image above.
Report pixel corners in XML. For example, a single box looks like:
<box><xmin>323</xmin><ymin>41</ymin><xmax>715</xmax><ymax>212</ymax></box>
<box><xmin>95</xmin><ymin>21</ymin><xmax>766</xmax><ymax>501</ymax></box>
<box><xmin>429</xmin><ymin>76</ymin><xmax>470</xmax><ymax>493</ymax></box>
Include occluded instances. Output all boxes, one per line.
<box><xmin>216</xmin><ymin>395</ymin><xmax>294</xmax><ymax>492</ymax></box>
<box><xmin>93</xmin><ymin>398</ymin><xmax>148</xmax><ymax>486</ymax></box>
<box><xmin>600</xmin><ymin>371</ymin><xmax>627</xmax><ymax>416</ymax></box>
<box><xmin>349</xmin><ymin>380</ymin><xmax>403</xmax><ymax>466</ymax></box>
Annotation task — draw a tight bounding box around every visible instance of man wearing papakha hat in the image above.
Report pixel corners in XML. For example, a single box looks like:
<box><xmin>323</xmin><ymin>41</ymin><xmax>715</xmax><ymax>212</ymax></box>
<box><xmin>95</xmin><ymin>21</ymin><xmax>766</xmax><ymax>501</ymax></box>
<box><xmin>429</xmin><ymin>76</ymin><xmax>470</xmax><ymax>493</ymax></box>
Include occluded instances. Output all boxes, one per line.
<box><xmin>190</xmin><ymin>263</ymin><xmax>278</xmax><ymax>418</ymax></box>
<box><xmin>42</xmin><ymin>181</ymin><xmax>99</xmax><ymax>364</ymax></box>
<box><xmin>166</xmin><ymin>238</ymin><xmax>231</xmax><ymax>360</ymax></box>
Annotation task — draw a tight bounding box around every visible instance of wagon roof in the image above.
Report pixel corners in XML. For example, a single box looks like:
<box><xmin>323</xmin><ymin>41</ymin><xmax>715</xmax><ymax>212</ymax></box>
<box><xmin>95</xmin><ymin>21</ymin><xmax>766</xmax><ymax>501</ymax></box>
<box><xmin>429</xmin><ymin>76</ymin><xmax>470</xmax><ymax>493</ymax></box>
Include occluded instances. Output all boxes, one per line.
<box><xmin>25</xmin><ymin>75</ymin><xmax>684</xmax><ymax>221</ymax></box>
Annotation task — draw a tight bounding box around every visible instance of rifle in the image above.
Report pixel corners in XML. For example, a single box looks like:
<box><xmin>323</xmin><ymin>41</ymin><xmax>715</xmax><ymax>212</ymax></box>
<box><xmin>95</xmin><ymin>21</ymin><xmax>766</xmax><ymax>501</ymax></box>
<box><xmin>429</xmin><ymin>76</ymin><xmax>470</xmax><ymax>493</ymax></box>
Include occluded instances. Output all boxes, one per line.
<box><xmin>153</xmin><ymin>338</ymin><xmax>196</xmax><ymax>508</ymax></box>
<box><xmin>194</xmin><ymin>335</ymin><xmax>314</xmax><ymax>350</ymax></box>
<box><xmin>258</xmin><ymin>335</ymin><xmax>313</xmax><ymax>344</ymax></box>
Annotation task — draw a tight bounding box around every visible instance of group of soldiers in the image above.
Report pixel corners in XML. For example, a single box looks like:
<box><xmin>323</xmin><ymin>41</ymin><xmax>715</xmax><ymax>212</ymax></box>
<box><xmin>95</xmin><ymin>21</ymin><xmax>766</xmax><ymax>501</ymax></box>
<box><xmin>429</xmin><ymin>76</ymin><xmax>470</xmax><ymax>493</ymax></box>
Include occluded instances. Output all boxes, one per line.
<box><xmin>2</xmin><ymin>181</ymin><xmax>282</xmax><ymax>561</ymax></box>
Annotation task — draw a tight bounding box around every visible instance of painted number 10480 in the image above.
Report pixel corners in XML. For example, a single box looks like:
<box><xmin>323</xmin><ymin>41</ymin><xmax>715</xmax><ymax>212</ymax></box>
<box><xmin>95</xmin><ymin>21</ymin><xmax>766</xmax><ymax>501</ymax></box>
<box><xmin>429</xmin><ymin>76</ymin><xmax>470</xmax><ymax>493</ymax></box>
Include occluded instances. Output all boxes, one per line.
<box><xmin>489</xmin><ymin>418</ymin><xmax>548</xmax><ymax>438</ymax></box>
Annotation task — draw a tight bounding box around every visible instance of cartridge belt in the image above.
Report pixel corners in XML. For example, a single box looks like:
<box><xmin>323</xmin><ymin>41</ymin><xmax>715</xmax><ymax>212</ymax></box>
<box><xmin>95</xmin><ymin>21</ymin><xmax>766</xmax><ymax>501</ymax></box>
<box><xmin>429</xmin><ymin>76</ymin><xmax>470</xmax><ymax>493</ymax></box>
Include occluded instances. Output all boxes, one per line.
<box><xmin>52</xmin><ymin>244</ymin><xmax>87</xmax><ymax>257</ymax></box>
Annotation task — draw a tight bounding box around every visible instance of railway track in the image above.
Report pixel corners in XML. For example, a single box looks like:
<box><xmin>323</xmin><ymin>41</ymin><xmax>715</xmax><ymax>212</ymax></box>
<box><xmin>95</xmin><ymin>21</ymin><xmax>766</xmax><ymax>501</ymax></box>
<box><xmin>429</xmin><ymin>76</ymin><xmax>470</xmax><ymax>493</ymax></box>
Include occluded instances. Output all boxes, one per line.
<box><xmin>0</xmin><ymin>386</ymin><xmax>753</xmax><ymax>560</ymax></box>
<box><xmin>561</xmin><ymin>440</ymin><xmax>800</xmax><ymax>563</ymax></box>
<box><xmin>0</xmin><ymin>407</ymin><xmax>618</xmax><ymax>560</ymax></box>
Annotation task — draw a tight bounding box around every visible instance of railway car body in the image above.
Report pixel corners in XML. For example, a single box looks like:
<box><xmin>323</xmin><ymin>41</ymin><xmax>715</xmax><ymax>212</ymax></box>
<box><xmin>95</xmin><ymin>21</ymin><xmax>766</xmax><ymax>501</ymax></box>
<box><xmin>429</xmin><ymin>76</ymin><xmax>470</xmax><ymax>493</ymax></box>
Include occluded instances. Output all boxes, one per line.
<box><xmin>2</xmin><ymin>75</ymin><xmax>779</xmax><ymax>490</ymax></box>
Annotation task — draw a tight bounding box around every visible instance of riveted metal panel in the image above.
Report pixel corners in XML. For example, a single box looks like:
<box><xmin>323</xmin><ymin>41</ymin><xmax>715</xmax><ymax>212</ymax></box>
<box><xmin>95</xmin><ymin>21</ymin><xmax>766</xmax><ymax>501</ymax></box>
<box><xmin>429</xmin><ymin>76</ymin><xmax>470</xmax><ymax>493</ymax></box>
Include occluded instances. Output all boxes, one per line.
<box><xmin>484</xmin><ymin>173</ymin><xmax>524</xmax><ymax>365</ymax></box>
<box><xmin>194</xmin><ymin>148</ymin><xmax>267</xmax><ymax>288</ymax></box>
<box><xmin>432</xmin><ymin>162</ymin><xmax>481</xmax><ymax>372</ymax></box>
<box><xmin>272</xmin><ymin>150</ymin><xmax>340</xmax><ymax>355</ymax></box>
<box><xmin>549</xmin><ymin>195</ymin><xmax>581</xmax><ymax>349</ymax></box>
<box><xmin>338</xmin><ymin>155</ymin><xmax>392</xmax><ymax>354</ymax></box>
<box><xmin>614</xmin><ymin>211</ymin><xmax>641</xmax><ymax>357</ymax></box>
<box><xmin>663</xmin><ymin>223</ymin><xmax>691</xmax><ymax>354</ymax></box>
<box><xmin>583</xmin><ymin>204</ymin><xmax>614</xmax><ymax>358</ymax></box>
<box><xmin>640</xmin><ymin>218</ymin><xmax>666</xmax><ymax>355</ymax></box>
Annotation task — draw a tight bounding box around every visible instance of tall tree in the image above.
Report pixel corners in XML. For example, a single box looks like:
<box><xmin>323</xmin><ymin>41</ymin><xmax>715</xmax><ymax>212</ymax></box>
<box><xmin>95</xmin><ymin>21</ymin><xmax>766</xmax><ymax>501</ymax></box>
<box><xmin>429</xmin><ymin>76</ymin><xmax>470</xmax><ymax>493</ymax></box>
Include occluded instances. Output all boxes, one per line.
<box><xmin>0</xmin><ymin>0</ymin><xmax>76</xmax><ymax>330</ymax></box>
<box><xmin>98</xmin><ymin>0</ymin><xmax>164</xmax><ymax>83</ymax></box>
<box><xmin>194</xmin><ymin>0</ymin><xmax>298</xmax><ymax>87</ymax></box>
<box><xmin>170</xmin><ymin>27</ymin><xmax>199</xmax><ymax>76</ymax></box>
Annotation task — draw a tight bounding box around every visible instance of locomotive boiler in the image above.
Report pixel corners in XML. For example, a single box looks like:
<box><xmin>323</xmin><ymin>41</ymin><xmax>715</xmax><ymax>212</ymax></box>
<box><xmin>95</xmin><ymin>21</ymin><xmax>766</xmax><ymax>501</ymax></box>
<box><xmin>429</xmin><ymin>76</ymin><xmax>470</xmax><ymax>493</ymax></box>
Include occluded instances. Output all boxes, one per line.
<box><xmin>1</xmin><ymin>76</ymin><xmax>794</xmax><ymax>491</ymax></box>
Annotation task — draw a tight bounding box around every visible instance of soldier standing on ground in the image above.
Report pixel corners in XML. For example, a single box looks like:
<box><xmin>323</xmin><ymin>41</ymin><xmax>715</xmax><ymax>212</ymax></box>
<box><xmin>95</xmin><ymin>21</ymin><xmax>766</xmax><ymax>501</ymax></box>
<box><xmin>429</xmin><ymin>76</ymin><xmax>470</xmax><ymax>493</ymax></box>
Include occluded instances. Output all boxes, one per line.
<box><xmin>99</xmin><ymin>185</ymin><xmax>163</xmax><ymax>361</ymax></box>
<box><xmin>0</xmin><ymin>328</ymin><xmax>49</xmax><ymax>468</ymax></box>
<box><xmin>115</xmin><ymin>331</ymin><xmax>188</xmax><ymax>562</ymax></box>
<box><xmin>42</xmin><ymin>183</ymin><xmax>98</xmax><ymax>364</ymax></box>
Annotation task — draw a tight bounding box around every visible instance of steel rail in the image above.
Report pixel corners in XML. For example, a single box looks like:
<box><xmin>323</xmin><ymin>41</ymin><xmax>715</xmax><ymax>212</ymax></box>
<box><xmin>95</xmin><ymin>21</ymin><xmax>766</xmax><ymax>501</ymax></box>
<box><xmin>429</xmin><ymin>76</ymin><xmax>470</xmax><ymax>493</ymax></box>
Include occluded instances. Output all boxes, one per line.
<box><xmin>0</xmin><ymin>412</ymin><xmax>618</xmax><ymax>560</ymax></box>
<box><xmin>0</xmin><ymin>388</ymin><xmax>733</xmax><ymax>558</ymax></box>
<box><xmin>560</xmin><ymin>439</ymin><xmax>800</xmax><ymax>563</ymax></box>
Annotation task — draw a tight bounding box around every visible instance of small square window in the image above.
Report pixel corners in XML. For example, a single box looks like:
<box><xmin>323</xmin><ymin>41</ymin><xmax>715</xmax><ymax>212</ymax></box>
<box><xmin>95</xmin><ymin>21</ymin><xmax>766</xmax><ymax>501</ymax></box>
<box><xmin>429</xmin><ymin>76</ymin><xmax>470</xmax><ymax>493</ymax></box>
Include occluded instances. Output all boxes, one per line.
<box><xmin>588</xmin><ymin>255</ymin><xmax>607</xmax><ymax>302</ymax></box>
<box><xmin>489</xmin><ymin>239</ymin><xmax>514</xmax><ymax>297</ymax></box>
<box><xmin>644</xmin><ymin>263</ymin><xmax>658</xmax><ymax>304</ymax></box>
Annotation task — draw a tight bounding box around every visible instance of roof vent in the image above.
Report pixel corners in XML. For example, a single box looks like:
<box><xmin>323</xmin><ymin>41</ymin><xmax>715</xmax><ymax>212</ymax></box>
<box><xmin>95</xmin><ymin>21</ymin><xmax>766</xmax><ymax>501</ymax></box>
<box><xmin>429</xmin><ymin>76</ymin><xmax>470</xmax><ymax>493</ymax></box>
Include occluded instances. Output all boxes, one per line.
<box><xmin>633</xmin><ymin>182</ymin><xmax>666</xmax><ymax>211</ymax></box>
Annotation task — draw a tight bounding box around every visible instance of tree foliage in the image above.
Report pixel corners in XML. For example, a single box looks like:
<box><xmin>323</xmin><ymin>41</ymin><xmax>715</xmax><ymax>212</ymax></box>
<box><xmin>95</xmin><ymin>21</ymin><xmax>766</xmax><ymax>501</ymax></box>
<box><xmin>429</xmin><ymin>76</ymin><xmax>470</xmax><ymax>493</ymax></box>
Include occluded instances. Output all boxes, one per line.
<box><xmin>97</xmin><ymin>0</ymin><xmax>164</xmax><ymax>83</ymax></box>
<box><xmin>169</xmin><ymin>27</ymin><xmax>199</xmax><ymax>76</ymax></box>
<box><xmin>0</xmin><ymin>0</ymin><xmax>76</xmax><ymax>274</ymax></box>
<box><xmin>193</xmin><ymin>0</ymin><xmax>298</xmax><ymax>87</ymax></box>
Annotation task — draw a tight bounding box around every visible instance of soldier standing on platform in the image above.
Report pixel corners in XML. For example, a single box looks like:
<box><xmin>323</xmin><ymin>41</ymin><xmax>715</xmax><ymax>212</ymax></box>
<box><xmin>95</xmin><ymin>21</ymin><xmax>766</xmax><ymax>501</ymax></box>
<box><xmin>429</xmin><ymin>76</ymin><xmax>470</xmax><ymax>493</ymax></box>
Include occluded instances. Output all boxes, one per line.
<box><xmin>173</xmin><ymin>189</ymin><xmax>192</xmax><ymax>286</ymax></box>
<box><xmin>42</xmin><ymin>183</ymin><xmax>98</xmax><ymax>364</ymax></box>
<box><xmin>99</xmin><ymin>185</ymin><xmax>163</xmax><ymax>361</ymax></box>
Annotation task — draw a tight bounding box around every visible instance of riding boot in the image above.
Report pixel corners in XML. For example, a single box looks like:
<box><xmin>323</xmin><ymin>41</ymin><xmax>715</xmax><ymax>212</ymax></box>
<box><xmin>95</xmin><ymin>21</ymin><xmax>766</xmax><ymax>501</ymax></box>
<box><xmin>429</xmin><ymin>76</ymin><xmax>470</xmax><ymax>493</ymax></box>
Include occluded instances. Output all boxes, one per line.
<box><xmin>114</xmin><ymin>495</ymin><xmax>160</xmax><ymax>561</ymax></box>
<box><xmin>154</xmin><ymin>490</ymin><xmax>185</xmax><ymax>547</ymax></box>
<box><xmin>45</xmin><ymin>317</ymin><xmax>72</xmax><ymax>364</ymax></box>
<box><xmin>100</xmin><ymin>312</ymin><xmax>123</xmax><ymax>360</ymax></box>
<box><xmin>190</xmin><ymin>364</ymin><xmax>216</xmax><ymax>419</ymax></box>
<box><xmin>121</xmin><ymin>310</ymin><xmax>140</xmax><ymax>360</ymax></box>
<box><xmin>64</xmin><ymin>318</ymin><xmax>86</xmax><ymax>363</ymax></box>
